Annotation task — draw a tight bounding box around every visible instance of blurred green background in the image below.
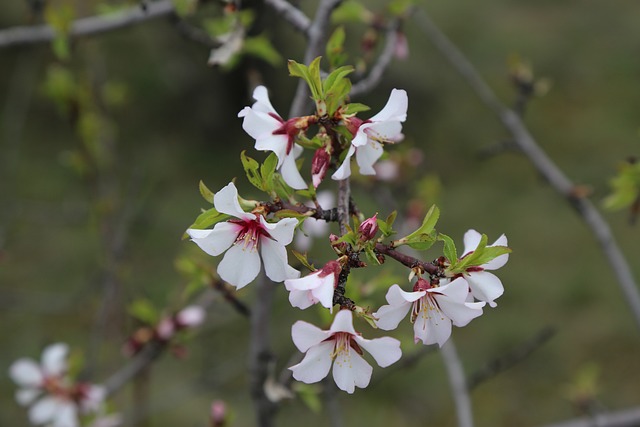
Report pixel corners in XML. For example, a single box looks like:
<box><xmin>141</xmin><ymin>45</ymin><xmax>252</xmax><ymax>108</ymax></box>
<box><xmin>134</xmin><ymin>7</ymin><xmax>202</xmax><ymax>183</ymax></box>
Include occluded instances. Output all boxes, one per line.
<box><xmin>1</xmin><ymin>0</ymin><xmax>640</xmax><ymax>426</ymax></box>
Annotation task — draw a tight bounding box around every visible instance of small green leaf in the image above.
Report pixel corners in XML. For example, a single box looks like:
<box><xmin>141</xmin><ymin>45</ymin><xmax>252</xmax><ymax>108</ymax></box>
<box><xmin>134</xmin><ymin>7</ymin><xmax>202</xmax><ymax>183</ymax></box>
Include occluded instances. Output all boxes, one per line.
<box><xmin>199</xmin><ymin>180</ymin><xmax>215</xmax><ymax>204</ymax></box>
<box><xmin>342</xmin><ymin>103</ymin><xmax>371</xmax><ymax>115</ymax></box>
<box><xmin>187</xmin><ymin>207</ymin><xmax>230</xmax><ymax>232</ymax></box>
<box><xmin>456</xmin><ymin>234</ymin><xmax>488</xmax><ymax>270</ymax></box>
<box><xmin>292</xmin><ymin>250</ymin><xmax>315</xmax><ymax>271</ymax></box>
<box><xmin>295</xmin><ymin>383</ymin><xmax>322</xmax><ymax>413</ymax></box>
<box><xmin>128</xmin><ymin>299</ymin><xmax>159</xmax><ymax>325</ymax></box>
<box><xmin>438</xmin><ymin>233</ymin><xmax>458</xmax><ymax>264</ymax></box>
<box><xmin>260</xmin><ymin>152</ymin><xmax>279</xmax><ymax>190</ymax></box>
<box><xmin>240</xmin><ymin>151</ymin><xmax>264</xmax><ymax>190</ymax></box>
<box><xmin>242</xmin><ymin>35</ymin><xmax>283</xmax><ymax>67</ymax></box>
<box><xmin>396</xmin><ymin>205</ymin><xmax>440</xmax><ymax>248</ymax></box>
<box><xmin>332</xmin><ymin>0</ymin><xmax>373</xmax><ymax>24</ymax></box>
<box><xmin>326</xmin><ymin>26</ymin><xmax>347</xmax><ymax>68</ymax></box>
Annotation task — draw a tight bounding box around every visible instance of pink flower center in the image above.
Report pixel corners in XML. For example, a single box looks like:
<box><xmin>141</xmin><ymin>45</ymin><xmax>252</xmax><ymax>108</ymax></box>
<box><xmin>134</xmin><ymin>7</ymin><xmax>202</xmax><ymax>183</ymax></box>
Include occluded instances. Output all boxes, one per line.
<box><xmin>411</xmin><ymin>293</ymin><xmax>444</xmax><ymax>324</ymax></box>
<box><xmin>229</xmin><ymin>218</ymin><xmax>272</xmax><ymax>252</ymax></box>
<box><xmin>330</xmin><ymin>332</ymin><xmax>363</xmax><ymax>361</ymax></box>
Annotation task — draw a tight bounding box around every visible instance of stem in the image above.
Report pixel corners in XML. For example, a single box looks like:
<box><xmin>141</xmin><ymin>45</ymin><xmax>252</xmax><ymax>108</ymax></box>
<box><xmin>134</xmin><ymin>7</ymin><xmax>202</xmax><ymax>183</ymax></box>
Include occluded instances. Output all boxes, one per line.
<box><xmin>337</xmin><ymin>179</ymin><xmax>351</xmax><ymax>236</ymax></box>
<box><xmin>375</xmin><ymin>242</ymin><xmax>442</xmax><ymax>276</ymax></box>
<box><xmin>441</xmin><ymin>340</ymin><xmax>474</xmax><ymax>427</ymax></box>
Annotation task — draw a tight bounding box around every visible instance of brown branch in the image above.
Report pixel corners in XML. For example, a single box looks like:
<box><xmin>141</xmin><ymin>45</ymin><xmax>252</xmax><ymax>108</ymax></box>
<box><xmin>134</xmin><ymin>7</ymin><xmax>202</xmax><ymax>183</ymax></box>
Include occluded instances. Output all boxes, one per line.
<box><xmin>414</xmin><ymin>8</ymin><xmax>640</xmax><ymax>332</ymax></box>
<box><xmin>0</xmin><ymin>1</ymin><xmax>175</xmax><ymax>49</ymax></box>
<box><xmin>375</xmin><ymin>242</ymin><xmax>442</xmax><ymax>276</ymax></box>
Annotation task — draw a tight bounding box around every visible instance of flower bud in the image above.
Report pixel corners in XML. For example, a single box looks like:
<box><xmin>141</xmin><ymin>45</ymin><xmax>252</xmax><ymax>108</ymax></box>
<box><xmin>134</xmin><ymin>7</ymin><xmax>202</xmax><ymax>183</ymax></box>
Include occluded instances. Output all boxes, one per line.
<box><xmin>358</xmin><ymin>213</ymin><xmax>378</xmax><ymax>241</ymax></box>
<box><xmin>175</xmin><ymin>305</ymin><xmax>206</xmax><ymax>328</ymax></box>
<box><xmin>311</xmin><ymin>148</ymin><xmax>330</xmax><ymax>188</ymax></box>
<box><xmin>210</xmin><ymin>400</ymin><xmax>227</xmax><ymax>427</ymax></box>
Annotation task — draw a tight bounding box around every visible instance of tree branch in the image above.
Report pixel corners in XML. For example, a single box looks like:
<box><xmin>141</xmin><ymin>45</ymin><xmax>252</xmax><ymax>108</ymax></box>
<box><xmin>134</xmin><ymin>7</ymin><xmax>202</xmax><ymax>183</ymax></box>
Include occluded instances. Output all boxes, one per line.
<box><xmin>350</xmin><ymin>20</ymin><xmax>399</xmax><ymax>97</ymax></box>
<box><xmin>414</xmin><ymin>8</ymin><xmax>640</xmax><ymax>332</ymax></box>
<box><xmin>441</xmin><ymin>340</ymin><xmax>475</xmax><ymax>427</ymax></box>
<box><xmin>0</xmin><ymin>1</ymin><xmax>175</xmax><ymax>49</ymax></box>
<box><xmin>264</xmin><ymin>0</ymin><xmax>311</xmax><ymax>36</ymax></box>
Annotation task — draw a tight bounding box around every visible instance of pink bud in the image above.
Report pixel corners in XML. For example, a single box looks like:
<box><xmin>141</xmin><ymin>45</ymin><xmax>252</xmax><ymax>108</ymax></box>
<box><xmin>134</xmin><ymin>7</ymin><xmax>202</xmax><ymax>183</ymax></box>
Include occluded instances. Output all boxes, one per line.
<box><xmin>175</xmin><ymin>305</ymin><xmax>206</xmax><ymax>328</ymax></box>
<box><xmin>211</xmin><ymin>400</ymin><xmax>227</xmax><ymax>427</ymax></box>
<box><xmin>413</xmin><ymin>278</ymin><xmax>431</xmax><ymax>292</ymax></box>
<box><xmin>358</xmin><ymin>214</ymin><xmax>378</xmax><ymax>241</ymax></box>
<box><xmin>156</xmin><ymin>317</ymin><xmax>175</xmax><ymax>340</ymax></box>
<box><xmin>311</xmin><ymin>148</ymin><xmax>330</xmax><ymax>188</ymax></box>
<box><xmin>394</xmin><ymin>31</ymin><xmax>409</xmax><ymax>60</ymax></box>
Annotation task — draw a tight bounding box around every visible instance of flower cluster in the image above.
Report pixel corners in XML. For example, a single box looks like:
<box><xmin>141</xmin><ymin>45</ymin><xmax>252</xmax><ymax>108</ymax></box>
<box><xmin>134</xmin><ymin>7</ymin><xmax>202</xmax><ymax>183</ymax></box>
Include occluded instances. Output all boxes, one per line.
<box><xmin>9</xmin><ymin>343</ymin><xmax>112</xmax><ymax>427</ymax></box>
<box><xmin>185</xmin><ymin>68</ymin><xmax>510</xmax><ymax>394</ymax></box>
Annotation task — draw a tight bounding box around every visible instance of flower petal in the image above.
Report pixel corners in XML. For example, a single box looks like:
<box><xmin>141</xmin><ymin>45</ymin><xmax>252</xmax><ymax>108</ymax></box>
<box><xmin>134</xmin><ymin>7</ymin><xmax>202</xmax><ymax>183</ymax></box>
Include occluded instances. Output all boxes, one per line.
<box><xmin>260</xmin><ymin>216</ymin><xmax>298</xmax><ymax>246</ymax></box>
<box><xmin>414</xmin><ymin>309</ymin><xmax>452</xmax><ymax>347</ymax></box>
<box><xmin>260</xmin><ymin>237</ymin><xmax>299</xmax><ymax>283</ymax></box>
<box><xmin>29</xmin><ymin>396</ymin><xmax>59</xmax><ymax>424</ymax></box>
<box><xmin>279</xmin><ymin>150</ymin><xmax>307</xmax><ymax>189</ymax></box>
<box><xmin>9</xmin><ymin>359</ymin><xmax>43</xmax><ymax>387</ymax></box>
<box><xmin>465</xmin><ymin>271</ymin><xmax>504</xmax><ymax>307</ymax></box>
<box><xmin>462</xmin><ymin>229</ymin><xmax>482</xmax><ymax>256</ymax></box>
<box><xmin>16</xmin><ymin>388</ymin><xmax>40</xmax><ymax>406</ymax></box>
<box><xmin>368</xmin><ymin>89</ymin><xmax>408</xmax><ymax>123</ymax></box>
<box><xmin>329</xmin><ymin>310</ymin><xmax>357</xmax><ymax>335</ymax></box>
<box><xmin>374</xmin><ymin>302</ymin><xmax>411</xmax><ymax>331</ymax></box>
<box><xmin>187</xmin><ymin>222</ymin><xmax>240</xmax><ymax>257</ymax></box>
<box><xmin>251</xmin><ymin>85</ymin><xmax>278</xmax><ymax>115</ymax></box>
<box><xmin>437</xmin><ymin>298</ymin><xmax>485</xmax><ymax>327</ymax></box>
<box><xmin>53</xmin><ymin>401</ymin><xmax>78</xmax><ymax>427</ymax></box>
<box><xmin>241</xmin><ymin>109</ymin><xmax>281</xmax><ymax>141</ymax></box>
<box><xmin>484</xmin><ymin>234</ymin><xmax>509</xmax><ymax>270</ymax></box>
<box><xmin>284</xmin><ymin>271</ymin><xmax>321</xmax><ymax>291</ymax></box>
<box><xmin>217</xmin><ymin>243</ymin><xmax>261</xmax><ymax>288</ymax></box>
<box><xmin>291</xmin><ymin>321</ymin><xmax>331</xmax><ymax>352</ymax></box>
<box><xmin>213</xmin><ymin>182</ymin><xmax>255</xmax><ymax>221</ymax></box>
<box><xmin>354</xmin><ymin>336</ymin><xmax>402</xmax><ymax>368</ymax></box>
<box><xmin>41</xmin><ymin>343</ymin><xmax>68</xmax><ymax>377</ymax></box>
<box><xmin>310</xmin><ymin>275</ymin><xmax>335</xmax><ymax>310</ymax></box>
<box><xmin>288</xmin><ymin>289</ymin><xmax>315</xmax><ymax>310</ymax></box>
<box><xmin>385</xmin><ymin>284</ymin><xmax>425</xmax><ymax>305</ymax></box>
<box><xmin>332</xmin><ymin>348</ymin><xmax>372</xmax><ymax>394</ymax></box>
<box><xmin>355</xmin><ymin>141</ymin><xmax>384</xmax><ymax>175</ymax></box>
<box><xmin>255</xmin><ymin>133</ymin><xmax>288</xmax><ymax>165</ymax></box>
<box><xmin>331</xmin><ymin>145</ymin><xmax>355</xmax><ymax>180</ymax></box>
<box><xmin>290</xmin><ymin>341</ymin><xmax>334</xmax><ymax>384</ymax></box>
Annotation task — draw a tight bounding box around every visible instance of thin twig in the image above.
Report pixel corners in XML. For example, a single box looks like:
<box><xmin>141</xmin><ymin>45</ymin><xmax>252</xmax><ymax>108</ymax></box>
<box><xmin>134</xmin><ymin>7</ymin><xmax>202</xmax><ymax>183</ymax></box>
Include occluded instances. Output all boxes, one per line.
<box><xmin>467</xmin><ymin>326</ymin><xmax>555</xmax><ymax>390</ymax></box>
<box><xmin>540</xmin><ymin>407</ymin><xmax>640</xmax><ymax>427</ymax></box>
<box><xmin>414</xmin><ymin>9</ymin><xmax>640</xmax><ymax>332</ymax></box>
<box><xmin>441</xmin><ymin>340</ymin><xmax>474</xmax><ymax>427</ymax></box>
<box><xmin>0</xmin><ymin>0</ymin><xmax>175</xmax><ymax>48</ymax></box>
<box><xmin>264</xmin><ymin>0</ymin><xmax>311</xmax><ymax>36</ymax></box>
<box><xmin>337</xmin><ymin>178</ymin><xmax>351</xmax><ymax>235</ymax></box>
<box><xmin>350</xmin><ymin>20</ymin><xmax>399</xmax><ymax>97</ymax></box>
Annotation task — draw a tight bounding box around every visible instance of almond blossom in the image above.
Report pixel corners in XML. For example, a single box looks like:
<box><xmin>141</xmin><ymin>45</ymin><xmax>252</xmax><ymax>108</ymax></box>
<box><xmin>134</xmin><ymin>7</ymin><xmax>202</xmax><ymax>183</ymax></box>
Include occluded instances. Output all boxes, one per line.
<box><xmin>9</xmin><ymin>343</ymin><xmax>106</xmax><ymax>427</ymax></box>
<box><xmin>374</xmin><ymin>278</ymin><xmax>485</xmax><ymax>347</ymax></box>
<box><xmin>332</xmin><ymin>88</ymin><xmax>408</xmax><ymax>180</ymax></box>
<box><xmin>461</xmin><ymin>229</ymin><xmax>509</xmax><ymax>307</ymax></box>
<box><xmin>289</xmin><ymin>310</ymin><xmax>401</xmax><ymax>394</ymax></box>
<box><xmin>187</xmin><ymin>182</ymin><xmax>299</xmax><ymax>288</ymax></box>
<box><xmin>238</xmin><ymin>85</ymin><xmax>309</xmax><ymax>189</ymax></box>
<box><xmin>284</xmin><ymin>260</ymin><xmax>340</xmax><ymax>310</ymax></box>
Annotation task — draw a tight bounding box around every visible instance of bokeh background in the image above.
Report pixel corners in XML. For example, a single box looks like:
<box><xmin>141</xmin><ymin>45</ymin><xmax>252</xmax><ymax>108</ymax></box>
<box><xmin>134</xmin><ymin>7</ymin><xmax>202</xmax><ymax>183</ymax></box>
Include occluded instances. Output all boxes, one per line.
<box><xmin>1</xmin><ymin>0</ymin><xmax>640</xmax><ymax>426</ymax></box>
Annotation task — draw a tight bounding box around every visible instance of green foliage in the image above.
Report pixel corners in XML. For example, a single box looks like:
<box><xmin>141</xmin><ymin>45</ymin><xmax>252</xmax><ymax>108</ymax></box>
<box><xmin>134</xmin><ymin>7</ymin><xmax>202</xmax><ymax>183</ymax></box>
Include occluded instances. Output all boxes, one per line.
<box><xmin>445</xmin><ymin>233</ymin><xmax>511</xmax><ymax>274</ymax></box>
<box><xmin>199</xmin><ymin>180</ymin><xmax>215</xmax><ymax>204</ymax></box>
<box><xmin>128</xmin><ymin>299</ymin><xmax>160</xmax><ymax>325</ymax></box>
<box><xmin>243</xmin><ymin>35</ymin><xmax>282</xmax><ymax>67</ymax></box>
<box><xmin>342</xmin><ymin>103</ymin><xmax>371</xmax><ymax>115</ymax></box>
<box><xmin>288</xmin><ymin>57</ymin><xmax>324</xmax><ymax>101</ymax></box>
<box><xmin>326</xmin><ymin>27</ymin><xmax>348</xmax><ymax>68</ymax></box>
<box><xmin>295</xmin><ymin>383</ymin><xmax>322</xmax><ymax>413</ymax></box>
<box><xmin>332</xmin><ymin>0</ymin><xmax>373</xmax><ymax>24</ymax></box>
<box><xmin>187</xmin><ymin>207</ymin><xmax>229</xmax><ymax>233</ymax></box>
<box><xmin>42</xmin><ymin>65</ymin><xmax>76</xmax><ymax>115</ymax></box>
<box><xmin>172</xmin><ymin>0</ymin><xmax>199</xmax><ymax>17</ymax></box>
<box><xmin>45</xmin><ymin>4</ymin><xmax>74</xmax><ymax>60</ymax></box>
<box><xmin>292</xmin><ymin>250</ymin><xmax>316</xmax><ymax>272</ymax></box>
<box><xmin>438</xmin><ymin>233</ymin><xmax>458</xmax><ymax>264</ymax></box>
<box><xmin>603</xmin><ymin>160</ymin><xmax>640</xmax><ymax>211</ymax></box>
<box><xmin>376</xmin><ymin>211</ymin><xmax>397</xmax><ymax>237</ymax></box>
<box><xmin>396</xmin><ymin>205</ymin><xmax>439</xmax><ymax>250</ymax></box>
<box><xmin>323</xmin><ymin>66</ymin><xmax>354</xmax><ymax>116</ymax></box>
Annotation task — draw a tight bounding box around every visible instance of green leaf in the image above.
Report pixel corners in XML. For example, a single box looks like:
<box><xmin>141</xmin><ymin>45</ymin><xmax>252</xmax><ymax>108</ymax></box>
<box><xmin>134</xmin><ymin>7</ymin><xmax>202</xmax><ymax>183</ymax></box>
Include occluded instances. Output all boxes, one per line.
<box><xmin>342</xmin><ymin>103</ymin><xmax>371</xmax><ymax>115</ymax></box>
<box><xmin>396</xmin><ymin>205</ymin><xmax>440</xmax><ymax>249</ymax></box>
<box><xmin>199</xmin><ymin>180</ymin><xmax>215</xmax><ymax>204</ymax></box>
<box><xmin>292</xmin><ymin>250</ymin><xmax>315</xmax><ymax>271</ymax></box>
<box><xmin>242</xmin><ymin>35</ymin><xmax>283</xmax><ymax>67</ymax></box>
<box><xmin>295</xmin><ymin>383</ymin><xmax>322</xmax><ymax>413</ymax></box>
<box><xmin>240</xmin><ymin>151</ymin><xmax>264</xmax><ymax>190</ymax></box>
<box><xmin>288</xmin><ymin>58</ymin><xmax>324</xmax><ymax>101</ymax></box>
<box><xmin>405</xmin><ymin>237</ymin><xmax>436</xmax><ymax>251</ymax></box>
<box><xmin>456</xmin><ymin>234</ymin><xmax>488</xmax><ymax>270</ymax></box>
<box><xmin>128</xmin><ymin>299</ymin><xmax>159</xmax><ymax>325</ymax></box>
<box><xmin>438</xmin><ymin>233</ymin><xmax>458</xmax><ymax>264</ymax></box>
<box><xmin>326</xmin><ymin>26</ymin><xmax>347</xmax><ymax>68</ymax></box>
<box><xmin>187</xmin><ymin>207</ymin><xmax>230</xmax><ymax>232</ymax></box>
<box><xmin>466</xmin><ymin>246</ymin><xmax>512</xmax><ymax>267</ymax></box>
<box><xmin>603</xmin><ymin>161</ymin><xmax>640</xmax><ymax>211</ymax></box>
<box><xmin>260</xmin><ymin>152</ymin><xmax>279</xmax><ymax>190</ymax></box>
<box><xmin>332</xmin><ymin>0</ymin><xmax>372</xmax><ymax>24</ymax></box>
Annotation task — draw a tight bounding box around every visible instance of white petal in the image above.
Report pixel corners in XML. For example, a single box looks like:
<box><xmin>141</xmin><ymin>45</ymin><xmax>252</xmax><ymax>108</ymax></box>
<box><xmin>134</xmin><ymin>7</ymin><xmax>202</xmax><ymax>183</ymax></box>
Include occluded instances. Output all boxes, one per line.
<box><xmin>331</xmin><ymin>145</ymin><xmax>355</xmax><ymax>180</ymax></box>
<box><xmin>255</xmin><ymin>134</ymin><xmax>288</xmax><ymax>165</ymax></box>
<box><xmin>465</xmin><ymin>271</ymin><xmax>504</xmax><ymax>307</ymax></box>
<box><xmin>176</xmin><ymin>306</ymin><xmax>206</xmax><ymax>327</ymax></box>
<box><xmin>291</xmin><ymin>321</ymin><xmax>331</xmax><ymax>352</ymax></box>
<box><xmin>385</xmin><ymin>284</ymin><xmax>425</xmax><ymax>305</ymax></box>
<box><xmin>241</xmin><ymin>109</ymin><xmax>281</xmax><ymax>140</ymax></box>
<box><xmin>363</xmin><ymin>121</ymin><xmax>403</xmax><ymax>143</ymax></box>
<box><xmin>288</xmin><ymin>289</ymin><xmax>315</xmax><ymax>310</ymax></box>
<box><xmin>414</xmin><ymin>309</ymin><xmax>452</xmax><ymax>347</ymax></box>
<box><xmin>260</xmin><ymin>238</ymin><xmax>299</xmax><ymax>283</ymax></box>
<box><xmin>53</xmin><ymin>401</ymin><xmax>78</xmax><ymax>427</ymax></box>
<box><xmin>251</xmin><ymin>85</ymin><xmax>278</xmax><ymax>115</ymax></box>
<box><xmin>213</xmin><ymin>182</ymin><xmax>255</xmax><ymax>221</ymax></box>
<box><xmin>355</xmin><ymin>142</ymin><xmax>383</xmax><ymax>175</ymax></box>
<box><xmin>329</xmin><ymin>310</ymin><xmax>357</xmax><ymax>335</ymax></box>
<box><xmin>332</xmin><ymin>348</ymin><xmax>372</xmax><ymax>394</ymax></box>
<box><xmin>310</xmin><ymin>275</ymin><xmax>335</xmax><ymax>309</ymax></box>
<box><xmin>431</xmin><ymin>277</ymin><xmax>470</xmax><ymax>303</ymax></box>
<box><xmin>29</xmin><ymin>397</ymin><xmax>59</xmax><ymax>424</ymax></box>
<box><xmin>290</xmin><ymin>341</ymin><xmax>334</xmax><ymax>384</ymax></box>
<box><xmin>484</xmin><ymin>234</ymin><xmax>509</xmax><ymax>270</ymax></box>
<box><xmin>354</xmin><ymin>336</ymin><xmax>402</xmax><ymax>368</ymax></box>
<box><xmin>9</xmin><ymin>359</ymin><xmax>43</xmax><ymax>387</ymax></box>
<box><xmin>462</xmin><ymin>229</ymin><xmax>482</xmax><ymax>256</ymax></box>
<box><xmin>374</xmin><ymin>302</ymin><xmax>411</xmax><ymax>331</ymax></box>
<box><xmin>284</xmin><ymin>271</ymin><xmax>321</xmax><ymax>291</ymax></box>
<box><xmin>368</xmin><ymin>89</ymin><xmax>408</xmax><ymax>122</ymax></box>
<box><xmin>16</xmin><ymin>388</ymin><xmax>40</xmax><ymax>406</ymax></box>
<box><xmin>279</xmin><ymin>151</ymin><xmax>307</xmax><ymax>189</ymax></box>
<box><xmin>437</xmin><ymin>298</ymin><xmax>485</xmax><ymax>327</ymax></box>
<box><xmin>260</xmin><ymin>216</ymin><xmax>298</xmax><ymax>246</ymax></box>
<box><xmin>187</xmin><ymin>222</ymin><xmax>240</xmax><ymax>256</ymax></box>
<box><xmin>41</xmin><ymin>343</ymin><xmax>68</xmax><ymax>377</ymax></box>
<box><xmin>217</xmin><ymin>243</ymin><xmax>261</xmax><ymax>288</ymax></box>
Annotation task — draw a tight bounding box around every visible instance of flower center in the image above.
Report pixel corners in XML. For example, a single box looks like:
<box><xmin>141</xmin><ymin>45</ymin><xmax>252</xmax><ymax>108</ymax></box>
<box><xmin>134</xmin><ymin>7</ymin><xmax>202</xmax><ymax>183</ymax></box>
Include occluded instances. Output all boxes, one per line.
<box><xmin>229</xmin><ymin>219</ymin><xmax>271</xmax><ymax>252</ymax></box>
<box><xmin>411</xmin><ymin>293</ymin><xmax>444</xmax><ymax>324</ymax></box>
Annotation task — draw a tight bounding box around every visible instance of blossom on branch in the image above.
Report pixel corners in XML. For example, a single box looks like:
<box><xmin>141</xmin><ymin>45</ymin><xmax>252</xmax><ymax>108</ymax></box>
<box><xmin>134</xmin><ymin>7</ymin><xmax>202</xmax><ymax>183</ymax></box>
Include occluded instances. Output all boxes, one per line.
<box><xmin>461</xmin><ymin>229</ymin><xmax>509</xmax><ymax>307</ymax></box>
<box><xmin>374</xmin><ymin>278</ymin><xmax>485</xmax><ymax>347</ymax></box>
<box><xmin>187</xmin><ymin>182</ymin><xmax>299</xmax><ymax>288</ymax></box>
<box><xmin>332</xmin><ymin>88</ymin><xmax>408</xmax><ymax>180</ymax></box>
<box><xmin>289</xmin><ymin>310</ymin><xmax>401</xmax><ymax>394</ymax></box>
<box><xmin>9</xmin><ymin>343</ymin><xmax>106</xmax><ymax>427</ymax></box>
<box><xmin>284</xmin><ymin>260</ymin><xmax>341</xmax><ymax>310</ymax></box>
<box><xmin>238</xmin><ymin>85</ymin><xmax>310</xmax><ymax>189</ymax></box>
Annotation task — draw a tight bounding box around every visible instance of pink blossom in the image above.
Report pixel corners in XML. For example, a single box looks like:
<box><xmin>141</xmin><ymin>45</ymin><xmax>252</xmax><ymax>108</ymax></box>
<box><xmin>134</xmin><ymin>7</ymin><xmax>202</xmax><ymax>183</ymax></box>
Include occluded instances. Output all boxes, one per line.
<box><xmin>187</xmin><ymin>182</ymin><xmax>299</xmax><ymax>288</ymax></box>
<box><xmin>289</xmin><ymin>310</ymin><xmax>401</xmax><ymax>394</ymax></box>
<box><xmin>374</xmin><ymin>278</ymin><xmax>485</xmax><ymax>347</ymax></box>
<box><xmin>284</xmin><ymin>260</ymin><xmax>340</xmax><ymax>310</ymax></box>
<box><xmin>358</xmin><ymin>213</ymin><xmax>379</xmax><ymax>241</ymax></box>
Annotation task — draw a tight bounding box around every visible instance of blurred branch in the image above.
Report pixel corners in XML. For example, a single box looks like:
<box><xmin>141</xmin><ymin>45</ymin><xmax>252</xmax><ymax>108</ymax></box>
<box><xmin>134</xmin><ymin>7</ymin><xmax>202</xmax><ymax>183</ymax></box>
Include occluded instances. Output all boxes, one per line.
<box><xmin>264</xmin><ymin>0</ymin><xmax>311</xmax><ymax>36</ymax></box>
<box><xmin>289</xmin><ymin>0</ymin><xmax>343</xmax><ymax>117</ymax></box>
<box><xmin>350</xmin><ymin>20</ymin><xmax>399</xmax><ymax>97</ymax></box>
<box><xmin>0</xmin><ymin>0</ymin><xmax>175</xmax><ymax>48</ymax></box>
<box><xmin>441</xmin><ymin>340</ymin><xmax>475</xmax><ymax>427</ymax></box>
<box><xmin>414</xmin><ymin>9</ymin><xmax>640</xmax><ymax>332</ymax></box>
<box><xmin>540</xmin><ymin>407</ymin><xmax>640</xmax><ymax>427</ymax></box>
<box><xmin>467</xmin><ymin>326</ymin><xmax>556</xmax><ymax>390</ymax></box>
